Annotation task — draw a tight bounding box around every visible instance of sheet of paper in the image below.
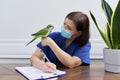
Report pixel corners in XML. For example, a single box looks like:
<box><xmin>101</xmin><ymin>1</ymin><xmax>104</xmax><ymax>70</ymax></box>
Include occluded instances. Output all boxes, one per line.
<box><xmin>15</xmin><ymin>66</ymin><xmax>66</xmax><ymax>80</ymax></box>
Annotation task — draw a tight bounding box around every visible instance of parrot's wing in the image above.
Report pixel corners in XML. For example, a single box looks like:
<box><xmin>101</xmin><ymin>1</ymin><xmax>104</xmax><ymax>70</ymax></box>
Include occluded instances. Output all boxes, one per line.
<box><xmin>32</xmin><ymin>28</ymin><xmax>48</xmax><ymax>36</ymax></box>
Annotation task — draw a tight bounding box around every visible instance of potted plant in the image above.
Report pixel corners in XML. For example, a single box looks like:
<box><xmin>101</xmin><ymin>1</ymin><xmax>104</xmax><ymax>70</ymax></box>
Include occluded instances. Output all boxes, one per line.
<box><xmin>89</xmin><ymin>0</ymin><xmax>120</xmax><ymax>73</ymax></box>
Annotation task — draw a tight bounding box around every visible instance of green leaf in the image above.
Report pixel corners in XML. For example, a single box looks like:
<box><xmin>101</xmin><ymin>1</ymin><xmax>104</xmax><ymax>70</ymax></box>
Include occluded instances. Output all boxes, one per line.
<box><xmin>101</xmin><ymin>0</ymin><xmax>113</xmax><ymax>24</ymax></box>
<box><xmin>104</xmin><ymin>22</ymin><xmax>112</xmax><ymax>48</ymax></box>
<box><xmin>89</xmin><ymin>11</ymin><xmax>111</xmax><ymax>48</ymax></box>
<box><xmin>111</xmin><ymin>0</ymin><xmax>120</xmax><ymax>49</ymax></box>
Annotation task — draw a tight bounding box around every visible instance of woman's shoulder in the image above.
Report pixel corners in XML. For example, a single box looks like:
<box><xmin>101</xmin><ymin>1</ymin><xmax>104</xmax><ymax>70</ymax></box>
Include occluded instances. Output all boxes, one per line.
<box><xmin>78</xmin><ymin>41</ymin><xmax>91</xmax><ymax>49</ymax></box>
<box><xmin>82</xmin><ymin>41</ymin><xmax>91</xmax><ymax>49</ymax></box>
<box><xmin>87</xmin><ymin>41</ymin><xmax>91</xmax><ymax>46</ymax></box>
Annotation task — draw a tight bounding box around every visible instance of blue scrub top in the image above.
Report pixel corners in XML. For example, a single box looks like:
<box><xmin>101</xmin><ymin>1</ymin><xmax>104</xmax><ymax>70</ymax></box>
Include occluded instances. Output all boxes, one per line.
<box><xmin>37</xmin><ymin>32</ymin><xmax>91</xmax><ymax>65</ymax></box>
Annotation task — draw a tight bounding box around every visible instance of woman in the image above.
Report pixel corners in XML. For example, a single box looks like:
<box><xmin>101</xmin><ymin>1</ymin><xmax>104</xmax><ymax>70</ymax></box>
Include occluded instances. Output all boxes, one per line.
<box><xmin>30</xmin><ymin>11</ymin><xmax>91</xmax><ymax>73</ymax></box>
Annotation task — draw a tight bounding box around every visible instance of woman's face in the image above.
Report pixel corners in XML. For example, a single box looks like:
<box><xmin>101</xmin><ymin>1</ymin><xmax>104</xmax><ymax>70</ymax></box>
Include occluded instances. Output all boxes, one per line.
<box><xmin>64</xmin><ymin>18</ymin><xmax>80</xmax><ymax>37</ymax></box>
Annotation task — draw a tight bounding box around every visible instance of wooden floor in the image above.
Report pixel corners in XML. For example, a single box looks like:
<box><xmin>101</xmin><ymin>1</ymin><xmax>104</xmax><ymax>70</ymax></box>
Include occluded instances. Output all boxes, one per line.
<box><xmin>0</xmin><ymin>60</ymin><xmax>120</xmax><ymax>80</ymax></box>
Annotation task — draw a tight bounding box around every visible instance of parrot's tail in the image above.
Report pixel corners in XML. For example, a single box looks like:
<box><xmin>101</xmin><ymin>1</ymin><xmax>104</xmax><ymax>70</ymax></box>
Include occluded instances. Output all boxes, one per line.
<box><xmin>31</xmin><ymin>33</ymin><xmax>36</xmax><ymax>36</ymax></box>
<box><xmin>26</xmin><ymin>37</ymin><xmax>37</xmax><ymax>46</ymax></box>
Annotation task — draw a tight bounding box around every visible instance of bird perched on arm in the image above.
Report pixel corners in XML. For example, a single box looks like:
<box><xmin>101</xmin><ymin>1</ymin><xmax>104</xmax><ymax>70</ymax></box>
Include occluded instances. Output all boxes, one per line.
<box><xmin>26</xmin><ymin>24</ymin><xmax>54</xmax><ymax>46</ymax></box>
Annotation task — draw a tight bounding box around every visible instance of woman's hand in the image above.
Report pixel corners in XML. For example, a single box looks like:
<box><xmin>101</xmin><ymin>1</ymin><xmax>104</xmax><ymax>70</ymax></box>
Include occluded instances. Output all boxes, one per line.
<box><xmin>41</xmin><ymin>62</ymin><xmax>56</xmax><ymax>73</ymax></box>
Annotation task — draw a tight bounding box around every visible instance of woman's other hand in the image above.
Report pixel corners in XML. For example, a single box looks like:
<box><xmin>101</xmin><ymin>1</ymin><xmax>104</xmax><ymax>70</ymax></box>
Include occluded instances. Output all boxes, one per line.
<box><xmin>41</xmin><ymin>37</ymin><xmax>52</xmax><ymax>46</ymax></box>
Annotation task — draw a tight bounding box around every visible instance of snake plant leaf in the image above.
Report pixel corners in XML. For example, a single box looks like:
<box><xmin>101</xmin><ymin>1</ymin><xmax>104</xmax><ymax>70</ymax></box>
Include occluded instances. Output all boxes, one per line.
<box><xmin>101</xmin><ymin>0</ymin><xmax>113</xmax><ymax>48</ymax></box>
<box><xmin>111</xmin><ymin>0</ymin><xmax>120</xmax><ymax>49</ymax></box>
<box><xmin>101</xmin><ymin>0</ymin><xmax>113</xmax><ymax>25</ymax></box>
<box><xmin>89</xmin><ymin>11</ymin><xmax>111</xmax><ymax>48</ymax></box>
<box><xmin>104</xmin><ymin>22</ymin><xmax>112</xmax><ymax>48</ymax></box>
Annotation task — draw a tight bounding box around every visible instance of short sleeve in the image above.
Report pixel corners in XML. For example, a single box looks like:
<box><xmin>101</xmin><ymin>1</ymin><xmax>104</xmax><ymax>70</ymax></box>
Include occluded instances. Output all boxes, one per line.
<box><xmin>73</xmin><ymin>42</ymin><xmax>91</xmax><ymax>64</ymax></box>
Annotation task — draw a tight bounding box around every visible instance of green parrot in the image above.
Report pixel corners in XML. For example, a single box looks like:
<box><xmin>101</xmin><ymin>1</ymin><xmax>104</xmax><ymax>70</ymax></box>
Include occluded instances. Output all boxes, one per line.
<box><xmin>26</xmin><ymin>24</ymin><xmax>54</xmax><ymax>46</ymax></box>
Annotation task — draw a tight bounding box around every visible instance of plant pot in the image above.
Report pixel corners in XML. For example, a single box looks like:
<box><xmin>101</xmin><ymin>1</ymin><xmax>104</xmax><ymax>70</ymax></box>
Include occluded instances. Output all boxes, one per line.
<box><xmin>103</xmin><ymin>48</ymin><xmax>120</xmax><ymax>73</ymax></box>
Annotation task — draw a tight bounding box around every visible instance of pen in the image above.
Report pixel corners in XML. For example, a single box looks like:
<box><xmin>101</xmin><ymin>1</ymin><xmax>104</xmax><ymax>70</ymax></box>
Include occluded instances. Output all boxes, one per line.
<box><xmin>41</xmin><ymin>50</ymin><xmax>51</xmax><ymax>62</ymax></box>
<box><xmin>41</xmin><ymin>50</ymin><xmax>57</xmax><ymax>74</ymax></box>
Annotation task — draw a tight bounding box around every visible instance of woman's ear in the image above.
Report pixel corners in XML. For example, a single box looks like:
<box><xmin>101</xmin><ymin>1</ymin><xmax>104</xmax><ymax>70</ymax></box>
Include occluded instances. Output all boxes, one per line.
<box><xmin>73</xmin><ymin>31</ymin><xmax>82</xmax><ymax>38</ymax></box>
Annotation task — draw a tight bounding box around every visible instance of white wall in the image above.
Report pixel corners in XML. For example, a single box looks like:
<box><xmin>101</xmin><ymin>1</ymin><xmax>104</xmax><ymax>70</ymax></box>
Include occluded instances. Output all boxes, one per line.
<box><xmin>0</xmin><ymin>0</ymin><xmax>119</xmax><ymax>63</ymax></box>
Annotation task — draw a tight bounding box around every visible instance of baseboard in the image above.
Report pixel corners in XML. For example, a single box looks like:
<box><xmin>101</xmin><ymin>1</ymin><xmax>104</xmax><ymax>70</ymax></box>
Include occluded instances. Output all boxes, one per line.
<box><xmin>0</xmin><ymin>39</ymin><xmax>106</xmax><ymax>62</ymax></box>
<box><xmin>0</xmin><ymin>58</ymin><xmax>30</xmax><ymax>64</ymax></box>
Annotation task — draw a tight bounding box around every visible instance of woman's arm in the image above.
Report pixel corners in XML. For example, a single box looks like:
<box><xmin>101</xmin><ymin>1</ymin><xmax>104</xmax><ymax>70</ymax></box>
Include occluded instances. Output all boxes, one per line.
<box><xmin>30</xmin><ymin>48</ymin><xmax>56</xmax><ymax>72</ymax></box>
<box><xmin>41</xmin><ymin>37</ymin><xmax>83</xmax><ymax>68</ymax></box>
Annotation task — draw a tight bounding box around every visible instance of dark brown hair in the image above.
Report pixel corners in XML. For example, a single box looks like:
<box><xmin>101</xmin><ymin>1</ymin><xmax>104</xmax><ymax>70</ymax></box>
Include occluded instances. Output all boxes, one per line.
<box><xmin>65</xmin><ymin>11</ymin><xmax>90</xmax><ymax>46</ymax></box>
